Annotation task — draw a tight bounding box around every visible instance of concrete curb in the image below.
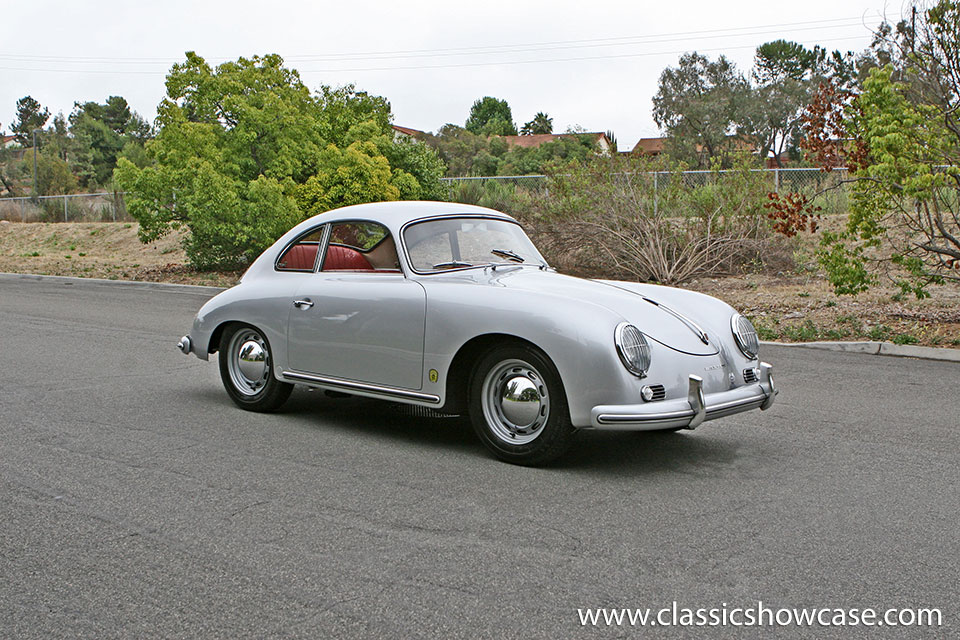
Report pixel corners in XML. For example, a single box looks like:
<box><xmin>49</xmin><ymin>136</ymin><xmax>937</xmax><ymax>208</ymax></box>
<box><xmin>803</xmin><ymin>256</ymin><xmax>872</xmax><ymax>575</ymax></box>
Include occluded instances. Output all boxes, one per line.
<box><xmin>762</xmin><ymin>340</ymin><xmax>960</xmax><ymax>363</ymax></box>
<box><xmin>0</xmin><ymin>272</ymin><xmax>226</xmax><ymax>295</ymax></box>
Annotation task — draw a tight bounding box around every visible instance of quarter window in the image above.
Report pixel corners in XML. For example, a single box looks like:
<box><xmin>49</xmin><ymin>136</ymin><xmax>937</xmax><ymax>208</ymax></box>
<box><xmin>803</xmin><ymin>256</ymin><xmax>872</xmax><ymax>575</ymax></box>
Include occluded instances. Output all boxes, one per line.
<box><xmin>321</xmin><ymin>221</ymin><xmax>401</xmax><ymax>273</ymax></box>
<box><xmin>276</xmin><ymin>228</ymin><xmax>324</xmax><ymax>272</ymax></box>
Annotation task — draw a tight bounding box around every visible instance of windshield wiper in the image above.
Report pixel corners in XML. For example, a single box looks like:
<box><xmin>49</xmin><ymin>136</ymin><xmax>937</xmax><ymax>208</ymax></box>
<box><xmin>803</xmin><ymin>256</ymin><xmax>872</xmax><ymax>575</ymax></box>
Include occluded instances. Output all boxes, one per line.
<box><xmin>432</xmin><ymin>260</ymin><xmax>474</xmax><ymax>270</ymax></box>
<box><xmin>491</xmin><ymin>248</ymin><xmax>524</xmax><ymax>263</ymax></box>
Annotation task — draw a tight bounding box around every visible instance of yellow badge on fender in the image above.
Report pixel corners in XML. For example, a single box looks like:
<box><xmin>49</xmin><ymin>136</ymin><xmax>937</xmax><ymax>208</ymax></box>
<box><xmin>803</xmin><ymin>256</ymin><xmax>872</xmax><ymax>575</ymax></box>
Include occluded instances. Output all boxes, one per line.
<box><xmin>428</xmin><ymin>369</ymin><xmax>439</xmax><ymax>383</ymax></box>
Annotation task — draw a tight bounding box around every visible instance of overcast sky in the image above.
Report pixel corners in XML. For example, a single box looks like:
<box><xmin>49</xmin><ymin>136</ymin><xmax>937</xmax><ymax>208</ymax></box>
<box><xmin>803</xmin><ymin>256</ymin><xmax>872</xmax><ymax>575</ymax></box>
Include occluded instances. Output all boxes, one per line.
<box><xmin>2</xmin><ymin>0</ymin><xmax>899</xmax><ymax>150</ymax></box>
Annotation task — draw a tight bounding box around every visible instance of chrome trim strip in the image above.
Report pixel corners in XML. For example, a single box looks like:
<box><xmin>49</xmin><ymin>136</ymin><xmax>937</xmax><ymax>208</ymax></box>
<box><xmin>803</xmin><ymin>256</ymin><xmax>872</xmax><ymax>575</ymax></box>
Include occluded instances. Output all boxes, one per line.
<box><xmin>282</xmin><ymin>371</ymin><xmax>441</xmax><ymax>404</ymax></box>
<box><xmin>706</xmin><ymin>395</ymin><xmax>764</xmax><ymax>415</ymax></box>
<box><xmin>597</xmin><ymin>409</ymin><xmax>694</xmax><ymax>424</ymax></box>
<box><xmin>648</xmin><ymin>299</ymin><xmax>710</xmax><ymax>345</ymax></box>
<box><xmin>593</xmin><ymin>280</ymin><xmax>710</xmax><ymax>345</ymax></box>
<box><xmin>314</xmin><ymin>223</ymin><xmax>331</xmax><ymax>272</ymax></box>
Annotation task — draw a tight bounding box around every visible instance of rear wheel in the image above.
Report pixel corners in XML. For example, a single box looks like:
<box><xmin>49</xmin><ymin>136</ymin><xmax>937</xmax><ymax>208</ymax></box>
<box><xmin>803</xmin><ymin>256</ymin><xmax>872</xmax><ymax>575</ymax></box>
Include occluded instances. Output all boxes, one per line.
<box><xmin>218</xmin><ymin>324</ymin><xmax>293</xmax><ymax>412</ymax></box>
<box><xmin>468</xmin><ymin>344</ymin><xmax>575</xmax><ymax>465</ymax></box>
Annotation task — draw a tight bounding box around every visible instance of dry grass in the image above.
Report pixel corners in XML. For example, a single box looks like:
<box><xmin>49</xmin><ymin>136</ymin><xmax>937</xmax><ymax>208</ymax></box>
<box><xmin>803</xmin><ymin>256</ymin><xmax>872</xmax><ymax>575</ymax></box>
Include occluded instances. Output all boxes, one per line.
<box><xmin>2</xmin><ymin>220</ymin><xmax>957</xmax><ymax>348</ymax></box>
<box><xmin>0</xmin><ymin>221</ymin><xmax>241</xmax><ymax>287</ymax></box>
<box><xmin>689</xmin><ymin>273</ymin><xmax>960</xmax><ymax>348</ymax></box>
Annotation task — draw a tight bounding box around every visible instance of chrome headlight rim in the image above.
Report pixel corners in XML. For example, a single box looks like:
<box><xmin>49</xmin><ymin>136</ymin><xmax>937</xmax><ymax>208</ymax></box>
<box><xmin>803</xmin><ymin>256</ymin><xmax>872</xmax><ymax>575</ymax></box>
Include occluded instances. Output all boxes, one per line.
<box><xmin>614</xmin><ymin>322</ymin><xmax>652</xmax><ymax>378</ymax></box>
<box><xmin>731</xmin><ymin>313</ymin><xmax>760</xmax><ymax>360</ymax></box>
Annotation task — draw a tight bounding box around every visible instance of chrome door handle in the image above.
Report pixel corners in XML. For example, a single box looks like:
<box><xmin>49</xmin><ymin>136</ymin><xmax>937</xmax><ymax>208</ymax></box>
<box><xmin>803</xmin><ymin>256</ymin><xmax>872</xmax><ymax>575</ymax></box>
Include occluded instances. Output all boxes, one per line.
<box><xmin>293</xmin><ymin>299</ymin><xmax>314</xmax><ymax>309</ymax></box>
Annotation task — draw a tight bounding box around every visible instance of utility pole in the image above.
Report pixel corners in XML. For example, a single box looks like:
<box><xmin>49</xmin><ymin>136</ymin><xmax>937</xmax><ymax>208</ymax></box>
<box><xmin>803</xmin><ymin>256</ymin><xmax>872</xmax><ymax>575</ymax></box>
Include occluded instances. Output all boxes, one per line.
<box><xmin>911</xmin><ymin>7</ymin><xmax>917</xmax><ymax>52</ymax></box>
<box><xmin>32</xmin><ymin>129</ymin><xmax>40</xmax><ymax>199</ymax></box>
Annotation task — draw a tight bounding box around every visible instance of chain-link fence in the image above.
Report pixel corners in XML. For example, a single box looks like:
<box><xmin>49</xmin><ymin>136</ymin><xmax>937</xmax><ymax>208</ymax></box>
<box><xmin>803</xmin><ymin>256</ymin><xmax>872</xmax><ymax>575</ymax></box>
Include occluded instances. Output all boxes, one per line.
<box><xmin>0</xmin><ymin>168</ymin><xmax>852</xmax><ymax>224</ymax></box>
<box><xmin>442</xmin><ymin>167</ymin><xmax>851</xmax><ymax>215</ymax></box>
<box><xmin>0</xmin><ymin>192</ymin><xmax>133</xmax><ymax>223</ymax></box>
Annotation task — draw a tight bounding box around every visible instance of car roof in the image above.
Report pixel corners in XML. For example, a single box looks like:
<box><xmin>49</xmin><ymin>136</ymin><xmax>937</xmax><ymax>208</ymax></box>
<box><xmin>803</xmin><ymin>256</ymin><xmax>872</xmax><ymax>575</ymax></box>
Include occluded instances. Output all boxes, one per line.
<box><xmin>243</xmin><ymin>201</ymin><xmax>522</xmax><ymax>282</ymax></box>
<box><xmin>290</xmin><ymin>200</ymin><xmax>517</xmax><ymax>237</ymax></box>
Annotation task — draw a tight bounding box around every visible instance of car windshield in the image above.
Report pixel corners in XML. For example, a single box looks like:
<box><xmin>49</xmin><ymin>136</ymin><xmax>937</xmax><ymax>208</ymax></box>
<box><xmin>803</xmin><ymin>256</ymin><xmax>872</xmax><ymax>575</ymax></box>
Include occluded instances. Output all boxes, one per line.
<box><xmin>403</xmin><ymin>217</ymin><xmax>547</xmax><ymax>272</ymax></box>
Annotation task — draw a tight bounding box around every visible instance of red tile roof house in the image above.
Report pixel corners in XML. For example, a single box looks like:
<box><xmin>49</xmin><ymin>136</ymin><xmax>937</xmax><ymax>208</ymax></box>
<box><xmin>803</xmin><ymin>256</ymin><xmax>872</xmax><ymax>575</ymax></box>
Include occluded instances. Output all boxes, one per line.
<box><xmin>632</xmin><ymin>135</ymin><xmax>791</xmax><ymax>166</ymax></box>
<box><xmin>391</xmin><ymin>125</ymin><xmax>427</xmax><ymax>141</ymax></box>
<box><xmin>631</xmin><ymin>137</ymin><xmax>666</xmax><ymax>157</ymax></box>
<box><xmin>0</xmin><ymin>134</ymin><xmax>20</xmax><ymax>149</ymax></box>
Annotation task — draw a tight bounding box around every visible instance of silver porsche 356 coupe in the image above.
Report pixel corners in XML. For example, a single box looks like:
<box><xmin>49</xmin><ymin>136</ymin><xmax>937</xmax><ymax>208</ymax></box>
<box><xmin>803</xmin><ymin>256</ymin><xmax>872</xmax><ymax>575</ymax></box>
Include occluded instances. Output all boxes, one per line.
<box><xmin>177</xmin><ymin>201</ymin><xmax>776</xmax><ymax>464</ymax></box>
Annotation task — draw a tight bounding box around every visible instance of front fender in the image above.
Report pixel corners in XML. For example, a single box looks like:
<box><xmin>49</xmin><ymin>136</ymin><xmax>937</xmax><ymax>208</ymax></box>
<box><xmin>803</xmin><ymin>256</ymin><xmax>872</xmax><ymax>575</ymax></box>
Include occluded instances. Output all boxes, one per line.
<box><xmin>421</xmin><ymin>281</ymin><xmax>636</xmax><ymax>426</ymax></box>
<box><xmin>189</xmin><ymin>276</ymin><xmax>305</xmax><ymax>366</ymax></box>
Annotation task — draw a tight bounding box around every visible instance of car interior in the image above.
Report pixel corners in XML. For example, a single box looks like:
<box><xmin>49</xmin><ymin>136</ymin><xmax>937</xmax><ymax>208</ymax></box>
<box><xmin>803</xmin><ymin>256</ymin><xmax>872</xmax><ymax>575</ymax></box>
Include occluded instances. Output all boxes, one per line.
<box><xmin>276</xmin><ymin>222</ymin><xmax>401</xmax><ymax>273</ymax></box>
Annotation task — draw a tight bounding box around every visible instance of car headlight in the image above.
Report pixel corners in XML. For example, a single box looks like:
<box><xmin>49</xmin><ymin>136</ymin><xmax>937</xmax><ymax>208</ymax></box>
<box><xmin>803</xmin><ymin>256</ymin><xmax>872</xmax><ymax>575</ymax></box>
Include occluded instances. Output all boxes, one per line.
<box><xmin>731</xmin><ymin>313</ymin><xmax>760</xmax><ymax>359</ymax></box>
<box><xmin>615</xmin><ymin>322</ymin><xmax>651</xmax><ymax>377</ymax></box>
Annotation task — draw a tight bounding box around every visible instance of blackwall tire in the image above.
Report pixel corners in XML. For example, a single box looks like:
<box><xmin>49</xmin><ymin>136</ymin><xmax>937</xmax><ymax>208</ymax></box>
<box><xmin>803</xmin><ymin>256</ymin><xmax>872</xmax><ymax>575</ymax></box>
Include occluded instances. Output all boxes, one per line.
<box><xmin>468</xmin><ymin>344</ymin><xmax>575</xmax><ymax>465</ymax></box>
<box><xmin>218</xmin><ymin>324</ymin><xmax>293</xmax><ymax>412</ymax></box>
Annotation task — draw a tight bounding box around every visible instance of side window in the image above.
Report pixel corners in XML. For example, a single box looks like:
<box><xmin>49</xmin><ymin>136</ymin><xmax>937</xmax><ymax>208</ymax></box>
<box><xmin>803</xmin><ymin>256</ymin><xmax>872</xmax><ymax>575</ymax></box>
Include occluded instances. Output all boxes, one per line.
<box><xmin>276</xmin><ymin>227</ymin><xmax>324</xmax><ymax>272</ymax></box>
<box><xmin>322</xmin><ymin>221</ymin><xmax>401</xmax><ymax>273</ymax></box>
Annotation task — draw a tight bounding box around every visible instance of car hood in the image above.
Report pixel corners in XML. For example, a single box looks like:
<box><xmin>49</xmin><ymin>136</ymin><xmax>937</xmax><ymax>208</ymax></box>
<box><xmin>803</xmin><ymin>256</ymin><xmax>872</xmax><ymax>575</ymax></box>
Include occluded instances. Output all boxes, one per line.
<box><xmin>462</xmin><ymin>267</ymin><xmax>720</xmax><ymax>355</ymax></box>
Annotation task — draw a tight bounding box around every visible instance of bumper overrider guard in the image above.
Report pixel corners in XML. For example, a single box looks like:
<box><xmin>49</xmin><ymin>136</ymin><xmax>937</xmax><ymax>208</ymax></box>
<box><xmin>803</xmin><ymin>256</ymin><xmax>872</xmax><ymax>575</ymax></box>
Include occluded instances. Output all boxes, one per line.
<box><xmin>590</xmin><ymin>362</ymin><xmax>777</xmax><ymax>430</ymax></box>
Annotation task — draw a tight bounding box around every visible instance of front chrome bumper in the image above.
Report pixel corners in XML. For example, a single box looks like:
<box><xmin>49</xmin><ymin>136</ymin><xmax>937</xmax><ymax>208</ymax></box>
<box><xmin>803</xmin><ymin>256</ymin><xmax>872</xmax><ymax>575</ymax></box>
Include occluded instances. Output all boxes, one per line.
<box><xmin>589</xmin><ymin>362</ymin><xmax>777</xmax><ymax>430</ymax></box>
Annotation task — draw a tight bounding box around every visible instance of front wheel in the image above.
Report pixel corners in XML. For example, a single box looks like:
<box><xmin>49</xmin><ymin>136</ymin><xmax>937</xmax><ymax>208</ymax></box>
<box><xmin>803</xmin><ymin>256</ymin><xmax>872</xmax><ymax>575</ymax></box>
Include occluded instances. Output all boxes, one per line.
<box><xmin>468</xmin><ymin>344</ymin><xmax>575</xmax><ymax>465</ymax></box>
<box><xmin>218</xmin><ymin>324</ymin><xmax>293</xmax><ymax>412</ymax></box>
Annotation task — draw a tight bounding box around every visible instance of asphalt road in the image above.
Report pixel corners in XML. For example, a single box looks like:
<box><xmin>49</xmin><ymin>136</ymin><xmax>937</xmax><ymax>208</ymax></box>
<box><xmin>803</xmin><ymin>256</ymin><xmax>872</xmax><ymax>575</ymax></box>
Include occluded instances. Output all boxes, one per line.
<box><xmin>1</xmin><ymin>274</ymin><xmax>958</xmax><ymax>639</ymax></box>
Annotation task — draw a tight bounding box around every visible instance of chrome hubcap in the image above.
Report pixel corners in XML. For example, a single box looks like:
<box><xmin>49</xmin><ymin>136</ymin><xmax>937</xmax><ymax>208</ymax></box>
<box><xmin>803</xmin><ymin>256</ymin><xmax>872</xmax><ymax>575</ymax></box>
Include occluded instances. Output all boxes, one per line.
<box><xmin>227</xmin><ymin>329</ymin><xmax>270</xmax><ymax>396</ymax></box>
<box><xmin>237</xmin><ymin>340</ymin><xmax>266</xmax><ymax>381</ymax></box>
<box><xmin>481</xmin><ymin>359</ymin><xmax>549</xmax><ymax>445</ymax></box>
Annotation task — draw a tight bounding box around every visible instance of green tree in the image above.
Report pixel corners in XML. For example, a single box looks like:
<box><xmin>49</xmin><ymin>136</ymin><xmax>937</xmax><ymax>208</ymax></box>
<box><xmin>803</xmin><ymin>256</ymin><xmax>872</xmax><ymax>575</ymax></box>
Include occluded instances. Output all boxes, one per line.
<box><xmin>520</xmin><ymin>112</ymin><xmax>553</xmax><ymax>135</ymax></box>
<box><xmin>787</xmin><ymin>1</ymin><xmax>960</xmax><ymax>297</ymax></box>
<box><xmin>295</xmin><ymin>140</ymin><xmax>400</xmax><ymax>217</ymax></box>
<box><xmin>116</xmin><ymin>52</ymin><xmax>442</xmax><ymax>269</ymax></box>
<box><xmin>67</xmin><ymin>96</ymin><xmax>152</xmax><ymax>188</ymax></box>
<box><xmin>10</xmin><ymin>149</ymin><xmax>77</xmax><ymax>196</ymax></box>
<box><xmin>497</xmin><ymin>134</ymin><xmax>599</xmax><ymax>175</ymax></box>
<box><xmin>11</xmin><ymin>96</ymin><xmax>50</xmax><ymax>146</ymax></box>
<box><xmin>315</xmin><ymin>84</ymin><xmax>391</xmax><ymax>147</ymax></box>
<box><xmin>378</xmin><ymin>135</ymin><xmax>447</xmax><ymax>200</ymax></box>
<box><xmin>753</xmin><ymin>40</ymin><xmax>820</xmax><ymax>84</ymax></box>
<box><xmin>426</xmin><ymin>124</ymin><xmax>492</xmax><ymax>176</ymax></box>
<box><xmin>465</xmin><ymin>96</ymin><xmax>517</xmax><ymax>136</ymax></box>
<box><xmin>43</xmin><ymin>113</ymin><xmax>71</xmax><ymax>162</ymax></box>
<box><xmin>652</xmin><ymin>53</ymin><xmax>750</xmax><ymax>167</ymax></box>
<box><xmin>744</xmin><ymin>40</ymin><xmax>857</xmax><ymax>166</ymax></box>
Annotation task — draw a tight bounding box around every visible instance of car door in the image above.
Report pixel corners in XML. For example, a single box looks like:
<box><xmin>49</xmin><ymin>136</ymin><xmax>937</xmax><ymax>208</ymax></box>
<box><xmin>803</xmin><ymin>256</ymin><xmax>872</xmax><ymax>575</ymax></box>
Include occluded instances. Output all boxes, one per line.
<box><xmin>285</xmin><ymin>221</ymin><xmax>426</xmax><ymax>391</ymax></box>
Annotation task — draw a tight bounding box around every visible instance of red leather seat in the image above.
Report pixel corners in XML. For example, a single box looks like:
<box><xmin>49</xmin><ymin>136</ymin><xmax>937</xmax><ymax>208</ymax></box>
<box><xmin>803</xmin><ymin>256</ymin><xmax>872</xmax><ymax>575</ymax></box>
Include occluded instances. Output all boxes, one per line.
<box><xmin>323</xmin><ymin>245</ymin><xmax>375</xmax><ymax>271</ymax></box>
<box><xmin>279</xmin><ymin>243</ymin><xmax>318</xmax><ymax>270</ymax></box>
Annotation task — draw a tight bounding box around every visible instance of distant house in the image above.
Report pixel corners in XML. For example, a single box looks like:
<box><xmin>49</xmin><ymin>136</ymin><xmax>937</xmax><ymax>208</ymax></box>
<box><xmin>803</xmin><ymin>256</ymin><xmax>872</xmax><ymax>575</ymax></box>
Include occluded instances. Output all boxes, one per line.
<box><xmin>391</xmin><ymin>125</ymin><xmax>426</xmax><ymax>142</ymax></box>
<box><xmin>765</xmin><ymin>152</ymin><xmax>791</xmax><ymax>169</ymax></box>
<box><xmin>0</xmin><ymin>134</ymin><xmax>20</xmax><ymax>149</ymax></box>
<box><xmin>499</xmin><ymin>132</ymin><xmax>613</xmax><ymax>155</ymax></box>
<box><xmin>631</xmin><ymin>137</ymin><xmax>666</xmax><ymax>157</ymax></box>
<box><xmin>631</xmin><ymin>135</ymin><xmax>792</xmax><ymax>166</ymax></box>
